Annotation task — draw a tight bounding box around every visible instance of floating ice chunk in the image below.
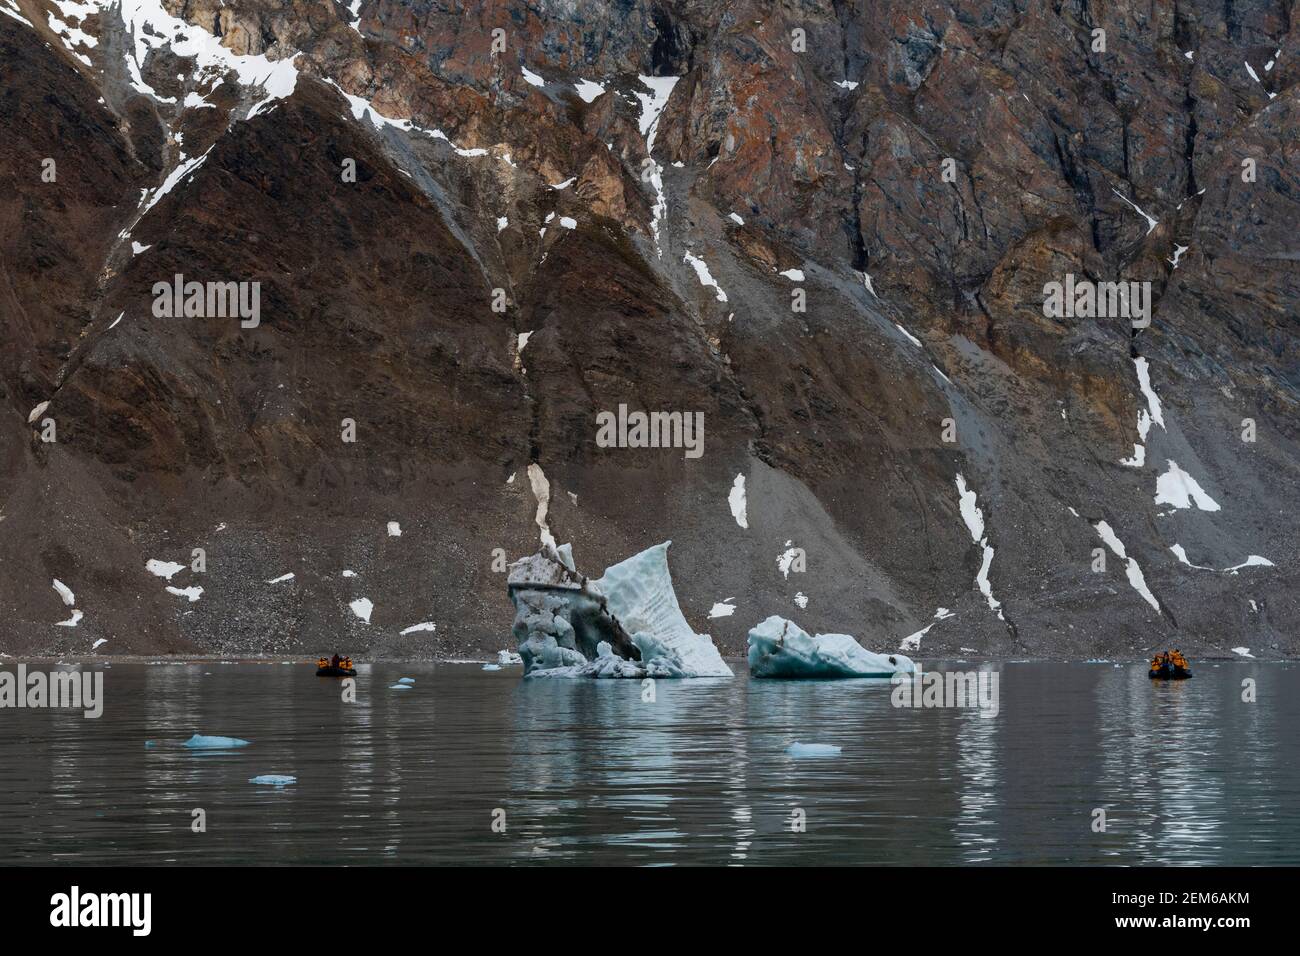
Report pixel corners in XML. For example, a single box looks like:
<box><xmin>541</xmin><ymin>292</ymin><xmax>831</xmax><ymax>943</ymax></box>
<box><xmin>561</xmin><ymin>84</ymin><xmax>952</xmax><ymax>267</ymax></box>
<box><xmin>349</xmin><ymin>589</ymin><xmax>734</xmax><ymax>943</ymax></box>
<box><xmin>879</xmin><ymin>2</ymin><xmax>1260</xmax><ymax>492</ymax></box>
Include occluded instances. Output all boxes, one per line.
<box><xmin>349</xmin><ymin>598</ymin><xmax>373</xmax><ymax>623</ymax></box>
<box><xmin>249</xmin><ymin>775</ymin><xmax>295</xmax><ymax>786</ymax></box>
<box><xmin>787</xmin><ymin>742</ymin><xmax>842</xmax><ymax>757</ymax></box>
<box><xmin>1154</xmin><ymin>460</ymin><xmax>1220</xmax><ymax>511</ymax></box>
<box><xmin>400</xmin><ymin>622</ymin><xmax>436</xmax><ymax>635</ymax></box>
<box><xmin>591</xmin><ymin>543</ymin><xmax>732</xmax><ymax>677</ymax></box>
<box><xmin>146</xmin><ymin>559</ymin><xmax>185</xmax><ymax>580</ymax></box>
<box><xmin>52</xmin><ymin>579</ymin><xmax>75</xmax><ymax>607</ymax></box>
<box><xmin>728</xmin><ymin>474</ymin><xmax>748</xmax><ymax>529</ymax></box>
<box><xmin>482</xmin><ymin>663</ymin><xmax>502</xmax><ymax>671</ymax></box>
<box><xmin>1231</xmin><ymin>647</ymin><xmax>1254</xmax><ymax>658</ymax></box>
<box><xmin>166</xmin><ymin>585</ymin><xmax>203</xmax><ymax>602</ymax></box>
<box><xmin>748</xmin><ymin>615</ymin><xmax>916</xmax><ymax>679</ymax></box>
<box><xmin>521</xmin><ymin>66</ymin><xmax>545</xmax><ymax>88</ymax></box>
<box><xmin>387</xmin><ymin>521</ymin><xmax>402</xmax><ymax>537</ymax></box>
<box><xmin>185</xmin><ymin>734</ymin><xmax>250</xmax><ymax>749</ymax></box>
<box><xmin>390</xmin><ymin>682</ymin><xmax>413</xmax><ymax>688</ymax></box>
<box><xmin>266</xmin><ymin>572</ymin><xmax>294</xmax><ymax>584</ymax></box>
<box><xmin>574</xmin><ymin>78</ymin><xmax>605</xmax><ymax>102</ymax></box>
<box><xmin>708</xmin><ymin>599</ymin><xmax>736</xmax><ymax>618</ymax></box>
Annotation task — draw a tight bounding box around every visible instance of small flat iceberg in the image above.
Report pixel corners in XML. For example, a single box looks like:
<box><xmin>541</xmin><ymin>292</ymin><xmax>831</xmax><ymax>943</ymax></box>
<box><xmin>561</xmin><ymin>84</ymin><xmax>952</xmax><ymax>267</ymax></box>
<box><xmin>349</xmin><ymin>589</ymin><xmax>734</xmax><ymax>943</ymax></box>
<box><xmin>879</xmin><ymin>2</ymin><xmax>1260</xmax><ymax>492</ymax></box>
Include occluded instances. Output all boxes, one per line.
<box><xmin>786</xmin><ymin>742</ymin><xmax>842</xmax><ymax>758</ymax></box>
<box><xmin>249</xmin><ymin>774</ymin><xmax>296</xmax><ymax>787</ymax></box>
<box><xmin>748</xmin><ymin>615</ymin><xmax>917</xmax><ymax>679</ymax></box>
<box><xmin>183</xmin><ymin>734</ymin><xmax>250</xmax><ymax>749</ymax></box>
<box><xmin>397</xmin><ymin>677</ymin><xmax>415</xmax><ymax>684</ymax></box>
<box><xmin>389</xmin><ymin>683</ymin><xmax>413</xmax><ymax>689</ymax></box>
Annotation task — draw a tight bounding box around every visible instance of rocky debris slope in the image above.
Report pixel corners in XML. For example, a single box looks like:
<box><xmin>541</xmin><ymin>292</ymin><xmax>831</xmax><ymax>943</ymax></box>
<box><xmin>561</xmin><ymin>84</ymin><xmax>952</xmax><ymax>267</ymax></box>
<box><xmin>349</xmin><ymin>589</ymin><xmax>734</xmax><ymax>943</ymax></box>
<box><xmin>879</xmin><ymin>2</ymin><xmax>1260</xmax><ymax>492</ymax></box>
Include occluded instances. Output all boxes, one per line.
<box><xmin>0</xmin><ymin>0</ymin><xmax>1295</xmax><ymax>660</ymax></box>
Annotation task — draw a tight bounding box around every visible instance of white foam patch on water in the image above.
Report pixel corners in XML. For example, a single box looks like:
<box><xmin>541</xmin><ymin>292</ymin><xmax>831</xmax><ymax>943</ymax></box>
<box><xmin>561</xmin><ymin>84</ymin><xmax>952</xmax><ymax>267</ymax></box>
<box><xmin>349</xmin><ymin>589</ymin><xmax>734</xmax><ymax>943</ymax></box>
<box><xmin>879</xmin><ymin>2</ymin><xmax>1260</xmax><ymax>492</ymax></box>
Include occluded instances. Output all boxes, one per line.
<box><xmin>349</xmin><ymin>597</ymin><xmax>373</xmax><ymax>623</ymax></box>
<box><xmin>683</xmin><ymin>251</ymin><xmax>728</xmax><ymax>302</ymax></box>
<box><xmin>1094</xmin><ymin>520</ymin><xmax>1160</xmax><ymax>612</ymax></box>
<box><xmin>728</xmin><ymin>474</ymin><xmax>748</xmax><ymax>529</ymax></box>
<box><xmin>146</xmin><ymin>559</ymin><xmax>185</xmax><ymax>580</ymax></box>
<box><xmin>1154</xmin><ymin>460</ymin><xmax>1221</xmax><ymax>511</ymax></box>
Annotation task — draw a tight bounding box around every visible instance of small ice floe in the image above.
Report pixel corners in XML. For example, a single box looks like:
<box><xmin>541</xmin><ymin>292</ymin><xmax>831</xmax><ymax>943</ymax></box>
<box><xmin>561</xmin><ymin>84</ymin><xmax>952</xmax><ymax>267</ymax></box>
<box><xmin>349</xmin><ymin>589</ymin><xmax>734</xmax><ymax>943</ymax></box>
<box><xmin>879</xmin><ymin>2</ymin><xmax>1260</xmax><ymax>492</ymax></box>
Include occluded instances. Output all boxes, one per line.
<box><xmin>520</xmin><ymin>66</ymin><xmax>545</xmax><ymax>88</ymax></box>
<box><xmin>574</xmin><ymin>78</ymin><xmax>605</xmax><ymax>102</ymax></box>
<box><xmin>1154</xmin><ymin>460</ymin><xmax>1221</xmax><ymax>511</ymax></box>
<box><xmin>387</xmin><ymin>521</ymin><xmax>402</xmax><ymax>537</ymax></box>
<box><xmin>749</xmin><ymin>616</ymin><xmax>916</xmax><ymax>679</ymax></box>
<box><xmin>482</xmin><ymin>663</ymin><xmax>502</xmax><ymax>671</ymax></box>
<box><xmin>146</xmin><ymin>559</ymin><xmax>185</xmax><ymax>580</ymax></box>
<box><xmin>266</xmin><ymin>572</ymin><xmax>294</xmax><ymax>584</ymax></box>
<box><xmin>794</xmin><ymin>592</ymin><xmax>808</xmax><ymax>609</ymax></box>
<box><xmin>349</xmin><ymin>598</ymin><xmax>374</xmax><ymax>623</ymax></box>
<box><xmin>708</xmin><ymin>599</ymin><xmax>737</xmax><ymax>618</ymax></box>
<box><xmin>683</xmin><ymin>251</ymin><xmax>728</xmax><ymax>302</ymax></box>
<box><xmin>249</xmin><ymin>775</ymin><xmax>295</xmax><ymax>787</ymax></box>
<box><xmin>786</xmin><ymin>742</ymin><xmax>842</xmax><ymax>758</ymax></box>
<box><xmin>728</xmin><ymin>212</ymin><xmax>745</xmax><ymax>225</ymax></box>
<box><xmin>498</xmin><ymin>650</ymin><xmax>523</xmax><ymax>665</ymax></box>
<box><xmin>92</xmin><ymin>639</ymin><xmax>107</xmax><ymax>650</ymax></box>
<box><xmin>166</xmin><ymin>585</ymin><xmax>203</xmax><ymax>602</ymax></box>
<box><xmin>389</xmin><ymin>683</ymin><xmax>413</xmax><ymax>689</ymax></box>
<box><xmin>184</xmin><ymin>734</ymin><xmax>250</xmax><ymax>749</ymax></box>
<box><xmin>778</xmin><ymin>268</ymin><xmax>805</xmax><ymax>282</ymax></box>
<box><xmin>400</xmin><ymin>622</ymin><xmax>436</xmax><ymax>635</ymax></box>
<box><xmin>52</xmin><ymin>579</ymin><xmax>75</xmax><ymax>606</ymax></box>
<box><xmin>1232</xmin><ymin>647</ymin><xmax>1255</xmax><ymax>658</ymax></box>
<box><xmin>728</xmin><ymin>474</ymin><xmax>748</xmax><ymax>529</ymax></box>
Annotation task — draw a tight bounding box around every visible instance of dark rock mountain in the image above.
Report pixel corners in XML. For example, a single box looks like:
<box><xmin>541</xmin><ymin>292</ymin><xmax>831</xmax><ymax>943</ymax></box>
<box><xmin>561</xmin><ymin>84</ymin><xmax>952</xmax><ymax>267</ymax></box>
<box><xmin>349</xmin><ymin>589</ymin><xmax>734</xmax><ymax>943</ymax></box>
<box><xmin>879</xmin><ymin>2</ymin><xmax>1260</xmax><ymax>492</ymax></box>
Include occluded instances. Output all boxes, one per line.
<box><xmin>0</xmin><ymin>0</ymin><xmax>1295</xmax><ymax>660</ymax></box>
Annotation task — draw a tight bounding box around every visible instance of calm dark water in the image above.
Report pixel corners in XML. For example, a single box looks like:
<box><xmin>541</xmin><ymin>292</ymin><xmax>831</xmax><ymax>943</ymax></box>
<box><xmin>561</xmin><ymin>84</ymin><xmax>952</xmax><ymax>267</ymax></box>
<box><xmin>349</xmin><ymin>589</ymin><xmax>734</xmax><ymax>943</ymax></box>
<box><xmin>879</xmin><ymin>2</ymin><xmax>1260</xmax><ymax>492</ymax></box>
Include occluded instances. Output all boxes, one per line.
<box><xmin>1</xmin><ymin>660</ymin><xmax>1296</xmax><ymax>865</ymax></box>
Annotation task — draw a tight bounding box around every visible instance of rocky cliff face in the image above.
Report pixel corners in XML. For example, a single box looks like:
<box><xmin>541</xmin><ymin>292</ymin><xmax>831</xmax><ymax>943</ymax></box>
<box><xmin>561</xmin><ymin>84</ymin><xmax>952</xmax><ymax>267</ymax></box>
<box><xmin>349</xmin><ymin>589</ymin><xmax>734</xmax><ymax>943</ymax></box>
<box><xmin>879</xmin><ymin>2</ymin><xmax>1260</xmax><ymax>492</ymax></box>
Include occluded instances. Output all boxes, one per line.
<box><xmin>1</xmin><ymin>0</ymin><xmax>1295</xmax><ymax>660</ymax></box>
